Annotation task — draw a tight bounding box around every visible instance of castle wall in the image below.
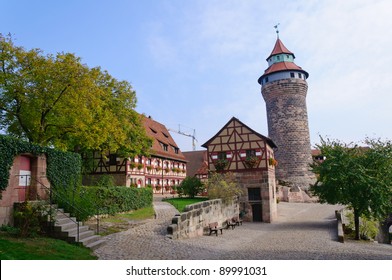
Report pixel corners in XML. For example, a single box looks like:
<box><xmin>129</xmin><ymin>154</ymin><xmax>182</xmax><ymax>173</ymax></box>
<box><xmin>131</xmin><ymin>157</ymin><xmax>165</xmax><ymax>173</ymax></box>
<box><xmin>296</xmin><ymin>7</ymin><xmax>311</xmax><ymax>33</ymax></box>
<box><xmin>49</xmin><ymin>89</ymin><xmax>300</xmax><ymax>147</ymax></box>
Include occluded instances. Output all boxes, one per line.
<box><xmin>167</xmin><ymin>198</ymin><xmax>239</xmax><ymax>239</ymax></box>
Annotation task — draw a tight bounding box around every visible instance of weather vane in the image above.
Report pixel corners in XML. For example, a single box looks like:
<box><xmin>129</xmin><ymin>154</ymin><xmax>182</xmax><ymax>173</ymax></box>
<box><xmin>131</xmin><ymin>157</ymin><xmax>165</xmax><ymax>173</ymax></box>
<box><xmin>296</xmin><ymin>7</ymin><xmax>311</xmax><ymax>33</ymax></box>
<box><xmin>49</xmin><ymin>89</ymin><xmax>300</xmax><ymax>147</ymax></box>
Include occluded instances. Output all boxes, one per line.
<box><xmin>274</xmin><ymin>23</ymin><xmax>280</xmax><ymax>38</ymax></box>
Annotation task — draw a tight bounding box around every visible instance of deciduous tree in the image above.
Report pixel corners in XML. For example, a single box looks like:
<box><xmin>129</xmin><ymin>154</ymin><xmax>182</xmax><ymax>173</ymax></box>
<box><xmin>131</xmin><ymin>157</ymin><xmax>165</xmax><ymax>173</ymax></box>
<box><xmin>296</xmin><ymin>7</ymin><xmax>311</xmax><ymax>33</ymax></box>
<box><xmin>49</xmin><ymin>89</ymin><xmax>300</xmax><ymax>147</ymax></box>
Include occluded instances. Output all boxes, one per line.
<box><xmin>310</xmin><ymin>137</ymin><xmax>392</xmax><ymax>240</ymax></box>
<box><xmin>0</xmin><ymin>33</ymin><xmax>151</xmax><ymax>156</ymax></box>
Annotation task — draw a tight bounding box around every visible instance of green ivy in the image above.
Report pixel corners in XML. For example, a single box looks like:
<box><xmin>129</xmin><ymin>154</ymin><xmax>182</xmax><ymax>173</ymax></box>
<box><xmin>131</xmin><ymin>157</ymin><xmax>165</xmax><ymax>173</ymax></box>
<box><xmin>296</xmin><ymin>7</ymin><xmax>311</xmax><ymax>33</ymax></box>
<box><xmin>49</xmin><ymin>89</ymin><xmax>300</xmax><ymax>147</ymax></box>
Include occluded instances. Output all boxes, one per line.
<box><xmin>0</xmin><ymin>135</ymin><xmax>81</xmax><ymax>197</ymax></box>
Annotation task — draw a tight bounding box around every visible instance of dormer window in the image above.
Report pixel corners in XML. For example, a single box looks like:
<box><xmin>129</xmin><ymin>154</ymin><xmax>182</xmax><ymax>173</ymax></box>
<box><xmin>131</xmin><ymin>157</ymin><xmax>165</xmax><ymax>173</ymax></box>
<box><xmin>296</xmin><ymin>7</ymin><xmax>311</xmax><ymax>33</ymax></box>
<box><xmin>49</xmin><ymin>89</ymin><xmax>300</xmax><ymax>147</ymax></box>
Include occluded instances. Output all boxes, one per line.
<box><xmin>159</xmin><ymin>141</ymin><xmax>168</xmax><ymax>151</ymax></box>
<box><xmin>150</xmin><ymin>127</ymin><xmax>157</xmax><ymax>134</ymax></box>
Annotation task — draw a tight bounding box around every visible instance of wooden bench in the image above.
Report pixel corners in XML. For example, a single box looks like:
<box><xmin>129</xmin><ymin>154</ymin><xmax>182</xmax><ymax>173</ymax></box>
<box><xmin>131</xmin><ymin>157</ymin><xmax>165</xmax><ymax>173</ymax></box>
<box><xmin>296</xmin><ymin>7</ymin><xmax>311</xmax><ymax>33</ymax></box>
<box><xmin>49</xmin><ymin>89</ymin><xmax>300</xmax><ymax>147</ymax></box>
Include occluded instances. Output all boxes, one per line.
<box><xmin>233</xmin><ymin>217</ymin><xmax>243</xmax><ymax>226</ymax></box>
<box><xmin>226</xmin><ymin>218</ymin><xmax>236</xmax><ymax>230</ymax></box>
<box><xmin>208</xmin><ymin>222</ymin><xmax>223</xmax><ymax>236</ymax></box>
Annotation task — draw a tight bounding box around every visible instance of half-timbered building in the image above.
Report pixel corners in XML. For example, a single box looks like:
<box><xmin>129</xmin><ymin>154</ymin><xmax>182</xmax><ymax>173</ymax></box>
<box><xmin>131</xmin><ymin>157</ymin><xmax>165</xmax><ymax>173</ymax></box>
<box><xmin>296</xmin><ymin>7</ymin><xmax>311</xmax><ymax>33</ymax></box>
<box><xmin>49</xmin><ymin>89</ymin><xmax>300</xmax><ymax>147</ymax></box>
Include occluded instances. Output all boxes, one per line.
<box><xmin>83</xmin><ymin>115</ymin><xmax>187</xmax><ymax>194</ymax></box>
<box><xmin>202</xmin><ymin>117</ymin><xmax>278</xmax><ymax>222</ymax></box>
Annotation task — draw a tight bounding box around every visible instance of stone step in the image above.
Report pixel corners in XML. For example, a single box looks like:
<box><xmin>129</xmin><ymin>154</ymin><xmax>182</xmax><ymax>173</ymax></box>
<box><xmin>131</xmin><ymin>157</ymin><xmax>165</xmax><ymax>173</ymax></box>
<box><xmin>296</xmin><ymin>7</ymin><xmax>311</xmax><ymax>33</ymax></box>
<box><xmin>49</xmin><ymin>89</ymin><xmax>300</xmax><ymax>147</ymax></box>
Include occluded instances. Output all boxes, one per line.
<box><xmin>46</xmin><ymin>204</ymin><xmax>105</xmax><ymax>250</ymax></box>
<box><xmin>85</xmin><ymin>239</ymin><xmax>106</xmax><ymax>250</ymax></box>
<box><xmin>54</xmin><ymin>220</ymin><xmax>80</xmax><ymax>231</ymax></box>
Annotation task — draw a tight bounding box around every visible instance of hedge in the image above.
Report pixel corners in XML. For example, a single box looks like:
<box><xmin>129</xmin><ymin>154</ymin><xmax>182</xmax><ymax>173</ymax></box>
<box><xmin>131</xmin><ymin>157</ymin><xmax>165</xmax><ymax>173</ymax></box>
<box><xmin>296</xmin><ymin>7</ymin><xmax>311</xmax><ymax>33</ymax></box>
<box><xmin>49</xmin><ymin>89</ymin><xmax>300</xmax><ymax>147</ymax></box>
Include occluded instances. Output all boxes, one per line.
<box><xmin>55</xmin><ymin>185</ymin><xmax>153</xmax><ymax>221</ymax></box>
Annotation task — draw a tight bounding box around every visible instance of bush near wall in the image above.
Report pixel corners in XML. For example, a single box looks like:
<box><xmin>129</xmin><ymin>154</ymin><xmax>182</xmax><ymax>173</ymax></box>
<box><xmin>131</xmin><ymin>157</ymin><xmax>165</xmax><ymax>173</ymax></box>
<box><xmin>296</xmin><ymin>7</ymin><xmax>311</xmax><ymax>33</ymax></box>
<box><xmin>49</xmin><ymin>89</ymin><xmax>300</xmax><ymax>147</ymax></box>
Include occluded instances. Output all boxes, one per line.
<box><xmin>56</xmin><ymin>185</ymin><xmax>153</xmax><ymax>221</ymax></box>
<box><xmin>0</xmin><ymin>135</ymin><xmax>81</xmax><ymax>196</ymax></box>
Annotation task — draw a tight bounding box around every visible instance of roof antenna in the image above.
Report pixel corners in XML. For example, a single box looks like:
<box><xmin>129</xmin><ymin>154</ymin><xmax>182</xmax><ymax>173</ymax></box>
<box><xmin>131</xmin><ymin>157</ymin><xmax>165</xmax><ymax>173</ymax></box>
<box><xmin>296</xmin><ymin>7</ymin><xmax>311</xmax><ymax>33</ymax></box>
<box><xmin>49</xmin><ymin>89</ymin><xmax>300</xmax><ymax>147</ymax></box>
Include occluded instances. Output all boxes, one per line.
<box><xmin>274</xmin><ymin>23</ymin><xmax>280</xmax><ymax>38</ymax></box>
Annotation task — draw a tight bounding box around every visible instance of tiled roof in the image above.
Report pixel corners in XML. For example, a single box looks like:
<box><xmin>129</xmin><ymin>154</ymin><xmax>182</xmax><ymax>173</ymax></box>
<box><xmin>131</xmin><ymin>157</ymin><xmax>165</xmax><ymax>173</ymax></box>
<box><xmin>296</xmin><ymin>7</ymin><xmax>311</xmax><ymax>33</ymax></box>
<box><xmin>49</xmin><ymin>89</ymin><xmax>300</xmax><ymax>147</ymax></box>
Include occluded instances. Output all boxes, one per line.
<box><xmin>263</xmin><ymin>61</ymin><xmax>305</xmax><ymax>75</ymax></box>
<box><xmin>141</xmin><ymin>115</ymin><xmax>186</xmax><ymax>162</ymax></box>
<box><xmin>267</xmin><ymin>38</ymin><xmax>294</xmax><ymax>60</ymax></box>
<box><xmin>183</xmin><ymin>150</ymin><xmax>208</xmax><ymax>176</ymax></box>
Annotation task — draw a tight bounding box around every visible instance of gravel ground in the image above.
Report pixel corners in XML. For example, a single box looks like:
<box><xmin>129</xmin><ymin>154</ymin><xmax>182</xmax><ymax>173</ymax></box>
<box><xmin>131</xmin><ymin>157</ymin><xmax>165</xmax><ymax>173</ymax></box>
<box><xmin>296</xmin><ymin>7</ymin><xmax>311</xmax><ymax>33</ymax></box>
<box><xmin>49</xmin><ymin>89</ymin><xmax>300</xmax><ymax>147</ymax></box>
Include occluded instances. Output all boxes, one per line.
<box><xmin>93</xmin><ymin>201</ymin><xmax>392</xmax><ymax>260</ymax></box>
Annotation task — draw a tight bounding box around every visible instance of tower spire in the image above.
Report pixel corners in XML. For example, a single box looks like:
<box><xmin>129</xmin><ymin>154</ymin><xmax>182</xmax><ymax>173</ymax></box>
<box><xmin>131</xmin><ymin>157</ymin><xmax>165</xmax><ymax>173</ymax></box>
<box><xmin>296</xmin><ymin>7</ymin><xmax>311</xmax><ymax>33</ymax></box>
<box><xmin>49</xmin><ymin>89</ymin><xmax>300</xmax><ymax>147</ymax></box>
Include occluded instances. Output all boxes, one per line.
<box><xmin>274</xmin><ymin>23</ymin><xmax>280</xmax><ymax>38</ymax></box>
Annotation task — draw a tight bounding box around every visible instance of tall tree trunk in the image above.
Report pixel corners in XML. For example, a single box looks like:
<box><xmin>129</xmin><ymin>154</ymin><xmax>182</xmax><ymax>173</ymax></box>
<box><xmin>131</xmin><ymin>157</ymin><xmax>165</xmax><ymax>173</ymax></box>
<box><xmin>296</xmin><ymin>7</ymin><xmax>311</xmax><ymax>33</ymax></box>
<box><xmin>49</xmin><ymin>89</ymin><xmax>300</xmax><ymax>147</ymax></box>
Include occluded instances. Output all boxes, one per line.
<box><xmin>354</xmin><ymin>208</ymin><xmax>360</xmax><ymax>240</ymax></box>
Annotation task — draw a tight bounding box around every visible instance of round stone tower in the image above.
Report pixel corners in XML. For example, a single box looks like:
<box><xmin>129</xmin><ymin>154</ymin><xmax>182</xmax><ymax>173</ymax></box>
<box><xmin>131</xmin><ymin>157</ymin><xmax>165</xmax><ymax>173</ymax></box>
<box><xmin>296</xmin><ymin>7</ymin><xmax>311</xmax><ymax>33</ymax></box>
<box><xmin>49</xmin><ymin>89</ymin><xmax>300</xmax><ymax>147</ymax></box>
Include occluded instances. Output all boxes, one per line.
<box><xmin>258</xmin><ymin>37</ymin><xmax>315</xmax><ymax>188</ymax></box>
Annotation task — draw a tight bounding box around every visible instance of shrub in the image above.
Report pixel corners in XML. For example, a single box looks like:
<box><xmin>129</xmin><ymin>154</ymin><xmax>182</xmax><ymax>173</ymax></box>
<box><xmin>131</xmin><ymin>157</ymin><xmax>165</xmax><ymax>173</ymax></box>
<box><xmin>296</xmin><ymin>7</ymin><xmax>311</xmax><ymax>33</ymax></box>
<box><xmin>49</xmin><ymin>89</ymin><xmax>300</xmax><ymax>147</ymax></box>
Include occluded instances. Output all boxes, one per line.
<box><xmin>54</xmin><ymin>185</ymin><xmax>153</xmax><ymax>221</ymax></box>
<box><xmin>177</xmin><ymin>176</ymin><xmax>203</xmax><ymax>198</ymax></box>
<box><xmin>13</xmin><ymin>201</ymin><xmax>52</xmax><ymax>237</ymax></box>
<box><xmin>345</xmin><ymin>211</ymin><xmax>379</xmax><ymax>240</ymax></box>
<box><xmin>207</xmin><ymin>172</ymin><xmax>243</xmax><ymax>203</ymax></box>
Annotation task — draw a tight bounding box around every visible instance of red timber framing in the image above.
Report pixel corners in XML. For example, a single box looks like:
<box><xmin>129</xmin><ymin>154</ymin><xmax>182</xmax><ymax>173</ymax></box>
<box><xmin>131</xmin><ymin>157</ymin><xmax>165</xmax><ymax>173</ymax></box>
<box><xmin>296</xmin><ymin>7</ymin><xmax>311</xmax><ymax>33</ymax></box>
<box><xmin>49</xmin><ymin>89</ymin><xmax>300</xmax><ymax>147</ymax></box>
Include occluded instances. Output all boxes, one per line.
<box><xmin>82</xmin><ymin>115</ymin><xmax>187</xmax><ymax>193</ymax></box>
<box><xmin>202</xmin><ymin>117</ymin><xmax>277</xmax><ymax>173</ymax></box>
<box><xmin>202</xmin><ymin>117</ymin><xmax>278</xmax><ymax>223</ymax></box>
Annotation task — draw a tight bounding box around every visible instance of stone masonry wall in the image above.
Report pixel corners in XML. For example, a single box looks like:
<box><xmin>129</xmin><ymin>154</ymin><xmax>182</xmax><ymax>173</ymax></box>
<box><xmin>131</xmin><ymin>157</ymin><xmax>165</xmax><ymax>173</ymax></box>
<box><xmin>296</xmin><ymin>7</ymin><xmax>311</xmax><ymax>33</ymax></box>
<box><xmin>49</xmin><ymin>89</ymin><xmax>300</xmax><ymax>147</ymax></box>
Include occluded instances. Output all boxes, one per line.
<box><xmin>236</xmin><ymin>169</ymin><xmax>277</xmax><ymax>223</ymax></box>
<box><xmin>262</xmin><ymin>78</ymin><xmax>315</xmax><ymax>189</ymax></box>
<box><xmin>167</xmin><ymin>198</ymin><xmax>239</xmax><ymax>239</ymax></box>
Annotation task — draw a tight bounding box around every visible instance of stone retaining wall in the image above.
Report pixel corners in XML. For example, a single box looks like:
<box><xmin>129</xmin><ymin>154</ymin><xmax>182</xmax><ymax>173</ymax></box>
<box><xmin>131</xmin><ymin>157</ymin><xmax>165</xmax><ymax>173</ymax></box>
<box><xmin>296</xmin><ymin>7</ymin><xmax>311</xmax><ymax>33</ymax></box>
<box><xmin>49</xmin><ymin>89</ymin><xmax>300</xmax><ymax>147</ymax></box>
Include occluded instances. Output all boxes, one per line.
<box><xmin>167</xmin><ymin>198</ymin><xmax>239</xmax><ymax>239</ymax></box>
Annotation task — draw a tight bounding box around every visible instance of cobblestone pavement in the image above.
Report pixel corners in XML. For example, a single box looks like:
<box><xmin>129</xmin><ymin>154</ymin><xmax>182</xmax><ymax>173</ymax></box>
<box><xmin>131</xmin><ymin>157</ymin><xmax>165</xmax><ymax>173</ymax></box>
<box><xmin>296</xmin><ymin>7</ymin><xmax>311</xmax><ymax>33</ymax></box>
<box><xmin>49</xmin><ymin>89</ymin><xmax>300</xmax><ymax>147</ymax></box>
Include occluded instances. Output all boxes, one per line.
<box><xmin>93</xmin><ymin>199</ymin><xmax>392</xmax><ymax>260</ymax></box>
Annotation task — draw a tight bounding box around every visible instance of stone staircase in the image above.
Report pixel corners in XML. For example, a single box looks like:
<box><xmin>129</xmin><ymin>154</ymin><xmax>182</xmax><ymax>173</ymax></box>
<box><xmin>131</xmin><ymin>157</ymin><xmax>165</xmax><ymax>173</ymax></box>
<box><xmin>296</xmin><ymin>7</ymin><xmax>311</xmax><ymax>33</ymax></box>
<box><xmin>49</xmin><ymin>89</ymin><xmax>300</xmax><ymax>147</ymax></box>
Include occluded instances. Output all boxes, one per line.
<box><xmin>50</xmin><ymin>207</ymin><xmax>105</xmax><ymax>250</ymax></box>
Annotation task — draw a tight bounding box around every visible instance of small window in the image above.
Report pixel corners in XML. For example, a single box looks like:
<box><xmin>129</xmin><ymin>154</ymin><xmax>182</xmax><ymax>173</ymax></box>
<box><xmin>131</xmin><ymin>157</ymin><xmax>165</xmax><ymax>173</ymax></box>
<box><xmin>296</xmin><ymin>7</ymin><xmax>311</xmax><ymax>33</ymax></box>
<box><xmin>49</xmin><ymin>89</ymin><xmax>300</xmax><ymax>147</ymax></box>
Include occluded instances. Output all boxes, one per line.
<box><xmin>298</xmin><ymin>73</ymin><xmax>302</xmax><ymax>79</ymax></box>
<box><xmin>246</xmin><ymin>149</ymin><xmax>256</xmax><ymax>158</ymax></box>
<box><xmin>290</xmin><ymin>72</ymin><xmax>295</xmax><ymax>78</ymax></box>
<box><xmin>265</xmin><ymin>77</ymin><xmax>269</xmax><ymax>83</ymax></box>
<box><xmin>276</xmin><ymin>55</ymin><xmax>280</xmax><ymax>61</ymax></box>
<box><xmin>159</xmin><ymin>141</ymin><xmax>168</xmax><ymax>151</ymax></box>
<box><xmin>109</xmin><ymin>154</ymin><xmax>117</xmax><ymax>165</ymax></box>
<box><xmin>218</xmin><ymin>152</ymin><xmax>227</xmax><ymax>160</ymax></box>
<box><xmin>248</xmin><ymin>188</ymin><xmax>261</xmax><ymax>201</ymax></box>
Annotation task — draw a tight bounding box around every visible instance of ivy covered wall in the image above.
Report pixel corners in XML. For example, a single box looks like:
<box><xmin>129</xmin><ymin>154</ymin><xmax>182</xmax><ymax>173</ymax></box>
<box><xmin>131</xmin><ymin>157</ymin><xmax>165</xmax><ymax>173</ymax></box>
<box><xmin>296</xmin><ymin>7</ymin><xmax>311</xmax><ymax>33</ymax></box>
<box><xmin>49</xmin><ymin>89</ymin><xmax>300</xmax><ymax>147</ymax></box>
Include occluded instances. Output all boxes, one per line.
<box><xmin>0</xmin><ymin>135</ymin><xmax>81</xmax><ymax>195</ymax></box>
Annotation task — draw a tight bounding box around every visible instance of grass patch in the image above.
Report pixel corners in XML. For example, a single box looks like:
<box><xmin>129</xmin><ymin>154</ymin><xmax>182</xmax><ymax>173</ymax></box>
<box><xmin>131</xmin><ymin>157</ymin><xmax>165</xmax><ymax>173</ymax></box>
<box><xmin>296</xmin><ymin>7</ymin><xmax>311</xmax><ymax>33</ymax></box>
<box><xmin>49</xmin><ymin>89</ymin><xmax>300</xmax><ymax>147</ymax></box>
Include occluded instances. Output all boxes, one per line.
<box><xmin>164</xmin><ymin>197</ymin><xmax>208</xmax><ymax>212</ymax></box>
<box><xmin>0</xmin><ymin>232</ymin><xmax>97</xmax><ymax>260</ymax></box>
<box><xmin>100</xmin><ymin>206</ymin><xmax>155</xmax><ymax>223</ymax></box>
<box><xmin>89</xmin><ymin>206</ymin><xmax>155</xmax><ymax>236</ymax></box>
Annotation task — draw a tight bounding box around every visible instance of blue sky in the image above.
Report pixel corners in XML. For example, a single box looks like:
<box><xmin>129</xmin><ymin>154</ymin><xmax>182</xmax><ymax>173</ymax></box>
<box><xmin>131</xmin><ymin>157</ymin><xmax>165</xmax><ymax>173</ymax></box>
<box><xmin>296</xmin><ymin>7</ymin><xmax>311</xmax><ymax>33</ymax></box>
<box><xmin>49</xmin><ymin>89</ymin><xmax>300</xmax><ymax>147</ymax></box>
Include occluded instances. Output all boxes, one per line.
<box><xmin>2</xmin><ymin>0</ymin><xmax>392</xmax><ymax>151</ymax></box>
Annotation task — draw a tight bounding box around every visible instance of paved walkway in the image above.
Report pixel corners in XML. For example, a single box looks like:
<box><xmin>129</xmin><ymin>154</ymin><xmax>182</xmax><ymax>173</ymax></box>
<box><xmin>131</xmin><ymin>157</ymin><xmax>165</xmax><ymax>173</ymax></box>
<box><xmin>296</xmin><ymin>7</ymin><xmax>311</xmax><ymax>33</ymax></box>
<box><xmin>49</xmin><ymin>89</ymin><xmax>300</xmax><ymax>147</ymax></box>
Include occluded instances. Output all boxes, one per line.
<box><xmin>93</xmin><ymin>198</ymin><xmax>392</xmax><ymax>260</ymax></box>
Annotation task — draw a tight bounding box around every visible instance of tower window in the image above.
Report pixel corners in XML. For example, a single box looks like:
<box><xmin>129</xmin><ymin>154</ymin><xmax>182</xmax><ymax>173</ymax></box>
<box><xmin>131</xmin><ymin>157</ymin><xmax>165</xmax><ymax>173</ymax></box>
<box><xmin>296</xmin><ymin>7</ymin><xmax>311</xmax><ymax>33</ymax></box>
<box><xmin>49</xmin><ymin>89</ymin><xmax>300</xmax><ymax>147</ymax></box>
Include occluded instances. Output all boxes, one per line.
<box><xmin>298</xmin><ymin>73</ymin><xmax>302</xmax><ymax>79</ymax></box>
<box><xmin>265</xmin><ymin>77</ymin><xmax>269</xmax><ymax>83</ymax></box>
<box><xmin>290</xmin><ymin>72</ymin><xmax>295</xmax><ymax>78</ymax></box>
<box><xmin>276</xmin><ymin>55</ymin><xmax>280</xmax><ymax>61</ymax></box>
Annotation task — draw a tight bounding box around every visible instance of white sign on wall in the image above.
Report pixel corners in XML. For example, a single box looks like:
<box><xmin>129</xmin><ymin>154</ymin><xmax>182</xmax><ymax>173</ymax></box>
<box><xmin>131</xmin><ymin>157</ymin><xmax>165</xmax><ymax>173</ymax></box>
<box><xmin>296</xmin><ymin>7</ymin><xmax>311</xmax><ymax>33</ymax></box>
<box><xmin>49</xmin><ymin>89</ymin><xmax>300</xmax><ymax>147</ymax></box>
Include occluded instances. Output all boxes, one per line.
<box><xmin>19</xmin><ymin>170</ymin><xmax>31</xmax><ymax>187</ymax></box>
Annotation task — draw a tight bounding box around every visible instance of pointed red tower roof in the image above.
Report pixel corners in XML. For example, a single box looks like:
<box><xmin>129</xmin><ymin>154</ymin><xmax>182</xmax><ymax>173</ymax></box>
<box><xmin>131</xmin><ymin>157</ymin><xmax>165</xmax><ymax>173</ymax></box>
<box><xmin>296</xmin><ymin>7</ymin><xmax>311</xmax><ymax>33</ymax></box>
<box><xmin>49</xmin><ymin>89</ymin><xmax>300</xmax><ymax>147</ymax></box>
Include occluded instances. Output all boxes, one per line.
<box><xmin>267</xmin><ymin>38</ymin><xmax>295</xmax><ymax>61</ymax></box>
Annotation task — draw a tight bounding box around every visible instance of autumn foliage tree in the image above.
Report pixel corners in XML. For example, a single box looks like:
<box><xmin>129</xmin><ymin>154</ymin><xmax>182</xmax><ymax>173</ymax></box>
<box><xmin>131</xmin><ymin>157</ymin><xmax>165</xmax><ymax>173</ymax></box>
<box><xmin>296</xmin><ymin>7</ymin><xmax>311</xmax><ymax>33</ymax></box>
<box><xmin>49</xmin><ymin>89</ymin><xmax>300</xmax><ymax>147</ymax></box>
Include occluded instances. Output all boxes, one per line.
<box><xmin>207</xmin><ymin>172</ymin><xmax>243</xmax><ymax>203</ymax></box>
<box><xmin>0</xmin><ymin>34</ymin><xmax>151</xmax><ymax>156</ymax></box>
<box><xmin>310</xmin><ymin>137</ymin><xmax>392</xmax><ymax>240</ymax></box>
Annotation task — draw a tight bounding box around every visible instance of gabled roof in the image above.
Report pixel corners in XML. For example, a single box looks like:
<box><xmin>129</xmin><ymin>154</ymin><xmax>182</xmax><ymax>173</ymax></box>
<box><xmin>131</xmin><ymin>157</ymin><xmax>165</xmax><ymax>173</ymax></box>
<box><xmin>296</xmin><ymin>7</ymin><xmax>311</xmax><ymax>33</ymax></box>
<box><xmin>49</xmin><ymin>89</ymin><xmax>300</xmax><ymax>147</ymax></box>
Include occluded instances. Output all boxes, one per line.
<box><xmin>141</xmin><ymin>115</ymin><xmax>186</xmax><ymax>162</ymax></box>
<box><xmin>266</xmin><ymin>38</ymin><xmax>295</xmax><ymax>60</ymax></box>
<box><xmin>183</xmin><ymin>150</ymin><xmax>208</xmax><ymax>176</ymax></box>
<box><xmin>202</xmin><ymin>117</ymin><xmax>277</xmax><ymax>149</ymax></box>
